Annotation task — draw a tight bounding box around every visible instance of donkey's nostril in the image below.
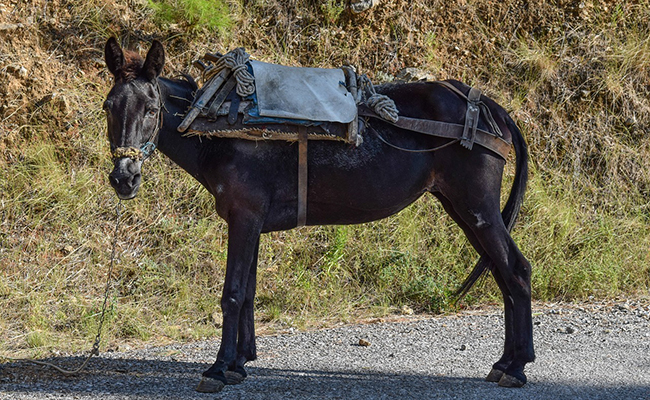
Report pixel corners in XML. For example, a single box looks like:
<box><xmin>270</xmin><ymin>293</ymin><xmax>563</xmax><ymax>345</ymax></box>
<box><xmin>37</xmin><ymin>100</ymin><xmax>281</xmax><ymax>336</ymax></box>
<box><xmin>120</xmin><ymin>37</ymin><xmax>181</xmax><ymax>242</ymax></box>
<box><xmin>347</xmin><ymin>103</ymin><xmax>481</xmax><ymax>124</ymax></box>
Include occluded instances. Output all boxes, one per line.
<box><xmin>109</xmin><ymin>174</ymin><xmax>119</xmax><ymax>188</ymax></box>
<box><xmin>127</xmin><ymin>173</ymin><xmax>141</xmax><ymax>189</ymax></box>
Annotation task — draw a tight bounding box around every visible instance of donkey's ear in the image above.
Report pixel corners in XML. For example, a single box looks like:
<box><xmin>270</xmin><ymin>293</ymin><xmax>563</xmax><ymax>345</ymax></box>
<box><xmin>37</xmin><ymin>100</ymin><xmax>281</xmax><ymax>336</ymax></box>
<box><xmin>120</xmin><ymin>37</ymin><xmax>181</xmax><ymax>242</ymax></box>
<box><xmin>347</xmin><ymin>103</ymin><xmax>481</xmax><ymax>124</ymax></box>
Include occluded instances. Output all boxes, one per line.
<box><xmin>104</xmin><ymin>37</ymin><xmax>124</xmax><ymax>77</ymax></box>
<box><xmin>142</xmin><ymin>40</ymin><xmax>165</xmax><ymax>81</ymax></box>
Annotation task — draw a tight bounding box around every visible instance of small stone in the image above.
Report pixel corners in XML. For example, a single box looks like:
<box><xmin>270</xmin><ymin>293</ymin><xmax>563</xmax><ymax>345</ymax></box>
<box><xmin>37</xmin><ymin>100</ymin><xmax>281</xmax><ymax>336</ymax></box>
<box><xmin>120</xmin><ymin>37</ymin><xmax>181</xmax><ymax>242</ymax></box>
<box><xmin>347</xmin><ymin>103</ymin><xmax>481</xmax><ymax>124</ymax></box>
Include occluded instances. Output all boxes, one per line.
<box><xmin>401</xmin><ymin>305</ymin><xmax>414</xmax><ymax>315</ymax></box>
<box><xmin>623</xmin><ymin>117</ymin><xmax>637</xmax><ymax>130</ymax></box>
<box><xmin>350</xmin><ymin>0</ymin><xmax>378</xmax><ymax>13</ymax></box>
<box><xmin>358</xmin><ymin>338</ymin><xmax>371</xmax><ymax>347</ymax></box>
<box><xmin>17</xmin><ymin>66</ymin><xmax>28</xmax><ymax>79</ymax></box>
<box><xmin>0</xmin><ymin>23</ymin><xmax>25</xmax><ymax>31</ymax></box>
<box><xmin>395</xmin><ymin>67</ymin><xmax>433</xmax><ymax>82</ymax></box>
<box><xmin>565</xmin><ymin>326</ymin><xmax>576</xmax><ymax>334</ymax></box>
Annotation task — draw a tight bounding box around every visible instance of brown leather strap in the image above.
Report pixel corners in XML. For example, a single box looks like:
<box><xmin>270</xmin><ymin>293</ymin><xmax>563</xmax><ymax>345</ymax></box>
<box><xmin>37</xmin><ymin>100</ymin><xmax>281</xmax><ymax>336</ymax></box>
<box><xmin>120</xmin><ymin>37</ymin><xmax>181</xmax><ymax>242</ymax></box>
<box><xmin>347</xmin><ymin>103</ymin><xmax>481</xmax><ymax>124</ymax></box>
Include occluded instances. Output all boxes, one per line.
<box><xmin>177</xmin><ymin>68</ymin><xmax>231</xmax><ymax>132</ymax></box>
<box><xmin>207</xmin><ymin>74</ymin><xmax>238</xmax><ymax>119</ymax></box>
<box><xmin>358</xmin><ymin>106</ymin><xmax>511</xmax><ymax>160</ymax></box>
<box><xmin>436</xmin><ymin>81</ymin><xmax>505</xmax><ymax>139</ymax></box>
<box><xmin>297</xmin><ymin>126</ymin><xmax>308</xmax><ymax>227</ymax></box>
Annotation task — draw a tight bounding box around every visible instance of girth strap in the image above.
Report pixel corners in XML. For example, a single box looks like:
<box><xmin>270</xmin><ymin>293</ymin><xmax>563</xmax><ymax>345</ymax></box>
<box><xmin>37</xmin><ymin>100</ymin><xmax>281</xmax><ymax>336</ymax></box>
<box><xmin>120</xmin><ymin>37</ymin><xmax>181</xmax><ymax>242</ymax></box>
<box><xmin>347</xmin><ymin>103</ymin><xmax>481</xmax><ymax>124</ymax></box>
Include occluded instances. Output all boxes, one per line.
<box><xmin>297</xmin><ymin>126</ymin><xmax>308</xmax><ymax>227</ymax></box>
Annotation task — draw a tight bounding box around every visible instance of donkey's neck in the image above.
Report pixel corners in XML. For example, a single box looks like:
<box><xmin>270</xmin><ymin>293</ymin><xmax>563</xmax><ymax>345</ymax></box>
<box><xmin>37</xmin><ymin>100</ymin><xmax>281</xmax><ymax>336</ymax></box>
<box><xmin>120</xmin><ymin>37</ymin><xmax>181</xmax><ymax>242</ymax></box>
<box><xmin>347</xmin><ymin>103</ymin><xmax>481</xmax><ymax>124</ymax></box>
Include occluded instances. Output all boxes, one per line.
<box><xmin>155</xmin><ymin>77</ymin><xmax>208</xmax><ymax>186</ymax></box>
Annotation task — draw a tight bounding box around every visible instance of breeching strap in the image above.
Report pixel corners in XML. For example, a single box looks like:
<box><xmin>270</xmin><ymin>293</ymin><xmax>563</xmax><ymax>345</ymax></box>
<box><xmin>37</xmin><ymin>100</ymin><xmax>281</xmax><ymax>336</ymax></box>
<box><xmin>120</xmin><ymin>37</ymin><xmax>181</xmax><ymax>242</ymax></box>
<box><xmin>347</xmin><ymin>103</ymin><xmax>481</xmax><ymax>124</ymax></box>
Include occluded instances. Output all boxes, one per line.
<box><xmin>358</xmin><ymin>106</ymin><xmax>511</xmax><ymax>160</ymax></box>
<box><xmin>297</xmin><ymin>126</ymin><xmax>308</xmax><ymax>227</ymax></box>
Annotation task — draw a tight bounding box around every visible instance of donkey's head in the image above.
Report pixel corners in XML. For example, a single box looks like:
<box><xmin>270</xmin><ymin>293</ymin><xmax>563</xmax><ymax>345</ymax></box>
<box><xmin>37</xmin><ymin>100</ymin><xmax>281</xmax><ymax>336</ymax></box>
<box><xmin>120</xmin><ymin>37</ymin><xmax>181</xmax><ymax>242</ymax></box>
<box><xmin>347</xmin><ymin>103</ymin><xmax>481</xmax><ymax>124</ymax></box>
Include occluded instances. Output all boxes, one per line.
<box><xmin>104</xmin><ymin>37</ymin><xmax>165</xmax><ymax>200</ymax></box>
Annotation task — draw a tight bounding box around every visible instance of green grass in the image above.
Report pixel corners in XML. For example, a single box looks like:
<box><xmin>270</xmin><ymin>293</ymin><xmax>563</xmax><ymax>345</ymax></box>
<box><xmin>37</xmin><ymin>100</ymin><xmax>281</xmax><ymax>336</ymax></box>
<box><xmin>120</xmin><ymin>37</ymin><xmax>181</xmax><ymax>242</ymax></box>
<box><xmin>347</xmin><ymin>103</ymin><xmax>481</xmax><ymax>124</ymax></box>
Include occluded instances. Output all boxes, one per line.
<box><xmin>1</xmin><ymin>0</ymin><xmax>649</xmax><ymax>357</ymax></box>
<box><xmin>147</xmin><ymin>0</ymin><xmax>232</xmax><ymax>33</ymax></box>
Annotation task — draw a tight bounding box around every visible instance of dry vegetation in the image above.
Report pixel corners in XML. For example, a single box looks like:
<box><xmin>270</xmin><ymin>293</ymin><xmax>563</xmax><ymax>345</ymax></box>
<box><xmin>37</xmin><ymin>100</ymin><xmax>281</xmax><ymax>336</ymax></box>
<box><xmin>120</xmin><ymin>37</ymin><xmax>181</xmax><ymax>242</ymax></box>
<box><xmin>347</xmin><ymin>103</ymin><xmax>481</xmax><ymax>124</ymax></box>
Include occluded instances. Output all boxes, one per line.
<box><xmin>1</xmin><ymin>0</ymin><xmax>649</xmax><ymax>357</ymax></box>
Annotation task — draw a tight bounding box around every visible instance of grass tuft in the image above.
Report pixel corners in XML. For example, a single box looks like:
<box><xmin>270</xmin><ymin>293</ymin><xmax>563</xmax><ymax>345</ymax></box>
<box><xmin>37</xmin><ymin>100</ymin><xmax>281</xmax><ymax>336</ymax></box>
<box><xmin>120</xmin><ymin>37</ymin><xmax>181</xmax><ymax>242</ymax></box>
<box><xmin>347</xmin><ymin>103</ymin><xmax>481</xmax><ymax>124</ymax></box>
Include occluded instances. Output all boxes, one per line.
<box><xmin>147</xmin><ymin>0</ymin><xmax>232</xmax><ymax>33</ymax></box>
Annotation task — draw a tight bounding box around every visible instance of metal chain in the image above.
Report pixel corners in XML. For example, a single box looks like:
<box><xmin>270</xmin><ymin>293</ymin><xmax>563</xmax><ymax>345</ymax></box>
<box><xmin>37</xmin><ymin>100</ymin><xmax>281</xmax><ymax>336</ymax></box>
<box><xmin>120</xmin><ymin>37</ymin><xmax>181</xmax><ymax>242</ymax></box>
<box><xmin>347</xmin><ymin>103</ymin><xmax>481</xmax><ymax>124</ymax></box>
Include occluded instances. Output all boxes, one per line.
<box><xmin>2</xmin><ymin>199</ymin><xmax>123</xmax><ymax>374</ymax></box>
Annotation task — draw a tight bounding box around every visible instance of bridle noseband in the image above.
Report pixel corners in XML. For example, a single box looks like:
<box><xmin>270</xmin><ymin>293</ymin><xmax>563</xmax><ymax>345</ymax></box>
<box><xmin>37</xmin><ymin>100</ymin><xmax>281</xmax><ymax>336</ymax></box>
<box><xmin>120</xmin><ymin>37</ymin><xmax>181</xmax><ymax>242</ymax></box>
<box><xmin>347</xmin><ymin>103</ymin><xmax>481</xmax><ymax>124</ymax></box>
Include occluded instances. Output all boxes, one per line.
<box><xmin>111</xmin><ymin>80</ymin><xmax>164</xmax><ymax>163</ymax></box>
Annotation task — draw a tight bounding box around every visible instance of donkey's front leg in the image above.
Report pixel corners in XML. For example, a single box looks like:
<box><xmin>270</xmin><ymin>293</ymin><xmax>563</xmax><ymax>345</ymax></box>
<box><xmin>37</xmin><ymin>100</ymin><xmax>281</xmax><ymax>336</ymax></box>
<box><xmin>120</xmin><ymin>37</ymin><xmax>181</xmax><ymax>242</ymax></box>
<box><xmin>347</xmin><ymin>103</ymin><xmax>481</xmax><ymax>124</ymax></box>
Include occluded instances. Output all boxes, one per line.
<box><xmin>197</xmin><ymin>211</ymin><xmax>263</xmax><ymax>393</ymax></box>
<box><xmin>228</xmin><ymin>237</ymin><xmax>260</xmax><ymax>385</ymax></box>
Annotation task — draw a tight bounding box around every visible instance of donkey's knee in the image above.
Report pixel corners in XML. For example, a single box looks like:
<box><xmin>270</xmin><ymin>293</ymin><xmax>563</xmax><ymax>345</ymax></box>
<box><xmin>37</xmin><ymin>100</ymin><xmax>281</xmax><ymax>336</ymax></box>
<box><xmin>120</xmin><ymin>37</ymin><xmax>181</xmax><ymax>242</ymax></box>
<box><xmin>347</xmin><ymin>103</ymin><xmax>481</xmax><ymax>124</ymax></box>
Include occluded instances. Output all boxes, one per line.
<box><xmin>221</xmin><ymin>293</ymin><xmax>245</xmax><ymax>318</ymax></box>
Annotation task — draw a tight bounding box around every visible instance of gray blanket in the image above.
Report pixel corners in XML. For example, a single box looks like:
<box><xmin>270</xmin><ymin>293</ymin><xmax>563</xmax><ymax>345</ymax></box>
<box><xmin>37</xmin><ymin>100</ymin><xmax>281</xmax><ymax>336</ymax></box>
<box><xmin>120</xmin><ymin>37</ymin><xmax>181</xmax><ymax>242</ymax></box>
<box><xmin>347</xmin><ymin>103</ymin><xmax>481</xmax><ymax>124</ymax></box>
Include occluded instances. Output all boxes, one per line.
<box><xmin>250</xmin><ymin>60</ymin><xmax>357</xmax><ymax>123</ymax></box>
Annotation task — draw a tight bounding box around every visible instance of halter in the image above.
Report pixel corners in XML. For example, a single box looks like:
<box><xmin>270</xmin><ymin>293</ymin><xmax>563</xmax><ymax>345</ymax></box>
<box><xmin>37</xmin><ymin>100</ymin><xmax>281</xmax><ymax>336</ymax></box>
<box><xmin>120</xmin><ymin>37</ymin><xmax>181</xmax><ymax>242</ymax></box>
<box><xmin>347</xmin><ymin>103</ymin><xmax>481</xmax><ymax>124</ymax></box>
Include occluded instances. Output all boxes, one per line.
<box><xmin>111</xmin><ymin>80</ymin><xmax>164</xmax><ymax>162</ymax></box>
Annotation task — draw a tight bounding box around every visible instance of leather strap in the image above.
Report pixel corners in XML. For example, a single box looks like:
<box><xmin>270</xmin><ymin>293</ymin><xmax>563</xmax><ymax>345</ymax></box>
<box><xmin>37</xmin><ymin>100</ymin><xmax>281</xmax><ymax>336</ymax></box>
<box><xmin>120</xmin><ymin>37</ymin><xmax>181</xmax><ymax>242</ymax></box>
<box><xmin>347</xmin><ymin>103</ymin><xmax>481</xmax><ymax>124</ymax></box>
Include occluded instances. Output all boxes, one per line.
<box><xmin>436</xmin><ymin>81</ymin><xmax>504</xmax><ymax>139</ymax></box>
<box><xmin>460</xmin><ymin>87</ymin><xmax>481</xmax><ymax>150</ymax></box>
<box><xmin>207</xmin><ymin>74</ymin><xmax>237</xmax><ymax>120</ymax></box>
<box><xmin>297</xmin><ymin>126</ymin><xmax>308</xmax><ymax>227</ymax></box>
<box><xmin>227</xmin><ymin>91</ymin><xmax>241</xmax><ymax>125</ymax></box>
<box><xmin>178</xmin><ymin>68</ymin><xmax>230</xmax><ymax>132</ymax></box>
<box><xmin>358</xmin><ymin>106</ymin><xmax>511</xmax><ymax>160</ymax></box>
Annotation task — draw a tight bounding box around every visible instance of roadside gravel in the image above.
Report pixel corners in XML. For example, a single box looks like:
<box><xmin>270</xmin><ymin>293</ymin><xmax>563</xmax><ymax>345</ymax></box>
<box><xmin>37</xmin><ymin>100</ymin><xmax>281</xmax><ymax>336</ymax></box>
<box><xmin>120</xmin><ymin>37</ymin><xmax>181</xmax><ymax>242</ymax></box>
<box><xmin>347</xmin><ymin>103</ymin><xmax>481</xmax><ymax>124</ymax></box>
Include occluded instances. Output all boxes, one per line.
<box><xmin>2</xmin><ymin>299</ymin><xmax>649</xmax><ymax>399</ymax></box>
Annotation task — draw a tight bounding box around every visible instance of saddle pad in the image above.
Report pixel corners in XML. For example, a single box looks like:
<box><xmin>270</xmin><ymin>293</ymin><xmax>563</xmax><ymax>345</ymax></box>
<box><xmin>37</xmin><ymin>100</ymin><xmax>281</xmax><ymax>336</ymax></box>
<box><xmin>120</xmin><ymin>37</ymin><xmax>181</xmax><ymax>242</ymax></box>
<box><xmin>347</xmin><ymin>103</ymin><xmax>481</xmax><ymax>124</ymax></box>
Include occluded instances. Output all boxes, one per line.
<box><xmin>250</xmin><ymin>60</ymin><xmax>357</xmax><ymax>123</ymax></box>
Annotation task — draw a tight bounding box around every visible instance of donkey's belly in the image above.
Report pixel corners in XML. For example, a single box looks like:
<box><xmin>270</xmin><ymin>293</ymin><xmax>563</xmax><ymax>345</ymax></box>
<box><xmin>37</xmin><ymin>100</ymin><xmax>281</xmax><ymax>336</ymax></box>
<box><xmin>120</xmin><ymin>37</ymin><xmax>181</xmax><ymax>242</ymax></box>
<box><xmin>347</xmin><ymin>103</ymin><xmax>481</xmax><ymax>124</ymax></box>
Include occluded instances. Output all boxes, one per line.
<box><xmin>306</xmin><ymin>194</ymin><xmax>425</xmax><ymax>226</ymax></box>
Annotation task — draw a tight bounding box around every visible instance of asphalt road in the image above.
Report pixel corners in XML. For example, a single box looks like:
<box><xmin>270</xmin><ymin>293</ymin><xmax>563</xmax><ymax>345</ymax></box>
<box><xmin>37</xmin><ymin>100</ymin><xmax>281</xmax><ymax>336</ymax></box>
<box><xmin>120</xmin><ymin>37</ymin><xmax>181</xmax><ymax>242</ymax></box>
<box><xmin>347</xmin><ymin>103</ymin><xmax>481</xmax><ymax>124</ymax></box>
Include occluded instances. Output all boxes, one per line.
<box><xmin>2</xmin><ymin>299</ymin><xmax>649</xmax><ymax>399</ymax></box>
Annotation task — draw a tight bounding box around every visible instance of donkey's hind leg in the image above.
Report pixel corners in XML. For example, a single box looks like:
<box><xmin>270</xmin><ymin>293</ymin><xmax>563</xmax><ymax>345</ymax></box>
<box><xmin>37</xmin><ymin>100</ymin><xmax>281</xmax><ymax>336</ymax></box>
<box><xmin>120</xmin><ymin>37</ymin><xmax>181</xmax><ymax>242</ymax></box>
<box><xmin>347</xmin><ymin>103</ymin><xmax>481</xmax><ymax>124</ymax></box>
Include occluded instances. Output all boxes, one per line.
<box><xmin>434</xmin><ymin>194</ymin><xmax>519</xmax><ymax>382</ymax></box>
<box><xmin>455</xmin><ymin>207</ymin><xmax>534</xmax><ymax>386</ymax></box>
<box><xmin>434</xmin><ymin>151</ymin><xmax>534</xmax><ymax>385</ymax></box>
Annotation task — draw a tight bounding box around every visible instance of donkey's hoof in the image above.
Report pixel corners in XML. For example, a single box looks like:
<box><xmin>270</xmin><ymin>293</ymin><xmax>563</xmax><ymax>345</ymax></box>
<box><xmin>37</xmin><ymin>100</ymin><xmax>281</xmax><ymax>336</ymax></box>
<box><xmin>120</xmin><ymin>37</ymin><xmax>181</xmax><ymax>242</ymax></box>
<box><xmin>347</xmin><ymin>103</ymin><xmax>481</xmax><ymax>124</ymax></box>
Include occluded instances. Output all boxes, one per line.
<box><xmin>225</xmin><ymin>370</ymin><xmax>246</xmax><ymax>385</ymax></box>
<box><xmin>498</xmin><ymin>373</ymin><xmax>526</xmax><ymax>388</ymax></box>
<box><xmin>196</xmin><ymin>376</ymin><xmax>226</xmax><ymax>393</ymax></box>
<box><xmin>485</xmin><ymin>368</ymin><xmax>505</xmax><ymax>382</ymax></box>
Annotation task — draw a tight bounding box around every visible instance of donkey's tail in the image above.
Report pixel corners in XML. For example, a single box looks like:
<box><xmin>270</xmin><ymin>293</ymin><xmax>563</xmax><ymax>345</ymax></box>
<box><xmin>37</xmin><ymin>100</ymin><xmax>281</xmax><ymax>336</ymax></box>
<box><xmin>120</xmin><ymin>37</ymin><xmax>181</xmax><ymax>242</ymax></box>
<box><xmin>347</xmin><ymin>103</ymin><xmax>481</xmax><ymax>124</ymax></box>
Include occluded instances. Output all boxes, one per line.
<box><xmin>454</xmin><ymin>113</ymin><xmax>529</xmax><ymax>300</ymax></box>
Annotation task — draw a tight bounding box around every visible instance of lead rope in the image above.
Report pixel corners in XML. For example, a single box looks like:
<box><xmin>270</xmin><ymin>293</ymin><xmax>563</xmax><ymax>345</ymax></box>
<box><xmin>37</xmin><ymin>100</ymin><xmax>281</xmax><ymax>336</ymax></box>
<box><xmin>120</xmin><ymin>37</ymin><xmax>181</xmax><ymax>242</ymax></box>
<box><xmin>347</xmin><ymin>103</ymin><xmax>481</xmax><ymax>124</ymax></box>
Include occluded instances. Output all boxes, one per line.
<box><xmin>3</xmin><ymin>200</ymin><xmax>123</xmax><ymax>374</ymax></box>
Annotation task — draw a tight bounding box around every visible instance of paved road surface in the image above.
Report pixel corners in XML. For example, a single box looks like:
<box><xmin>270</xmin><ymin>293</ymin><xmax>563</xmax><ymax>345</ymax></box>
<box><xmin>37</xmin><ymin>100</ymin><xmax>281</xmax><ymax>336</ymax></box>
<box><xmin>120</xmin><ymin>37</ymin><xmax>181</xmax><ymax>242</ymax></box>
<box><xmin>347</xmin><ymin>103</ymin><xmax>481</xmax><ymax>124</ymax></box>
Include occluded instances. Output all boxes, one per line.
<box><xmin>2</xmin><ymin>300</ymin><xmax>649</xmax><ymax>399</ymax></box>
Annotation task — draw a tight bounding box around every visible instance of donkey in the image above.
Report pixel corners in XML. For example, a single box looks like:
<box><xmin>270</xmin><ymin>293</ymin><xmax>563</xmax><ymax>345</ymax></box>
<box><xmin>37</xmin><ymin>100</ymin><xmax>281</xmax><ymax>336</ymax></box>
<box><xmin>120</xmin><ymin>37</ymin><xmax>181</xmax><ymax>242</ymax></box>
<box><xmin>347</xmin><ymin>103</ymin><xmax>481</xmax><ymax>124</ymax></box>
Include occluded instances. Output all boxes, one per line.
<box><xmin>103</xmin><ymin>37</ymin><xmax>534</xmax><ymax>392</ymax></box>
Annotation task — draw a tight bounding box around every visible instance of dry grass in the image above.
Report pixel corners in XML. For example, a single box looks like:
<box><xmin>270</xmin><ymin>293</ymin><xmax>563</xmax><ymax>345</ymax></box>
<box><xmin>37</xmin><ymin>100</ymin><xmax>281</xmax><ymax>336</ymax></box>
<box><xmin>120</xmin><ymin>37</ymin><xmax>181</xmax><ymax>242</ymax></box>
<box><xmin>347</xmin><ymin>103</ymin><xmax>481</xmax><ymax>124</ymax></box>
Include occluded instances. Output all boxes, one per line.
<box><xmin>1</xmin><ymin>0</ymin><xmax>649</xmax><ymax>357</ymax></box>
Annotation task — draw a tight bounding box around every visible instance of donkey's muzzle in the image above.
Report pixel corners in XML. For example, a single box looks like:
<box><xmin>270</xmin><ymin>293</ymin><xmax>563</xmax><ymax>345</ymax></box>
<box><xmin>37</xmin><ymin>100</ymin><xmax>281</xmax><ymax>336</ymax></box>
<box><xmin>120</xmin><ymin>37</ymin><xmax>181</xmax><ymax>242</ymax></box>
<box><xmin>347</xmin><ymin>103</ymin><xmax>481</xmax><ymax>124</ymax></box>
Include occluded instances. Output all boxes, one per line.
<box><xmin>109</xmin><ymin>157</ymin><xmax>142</xmax><ymax>200</ymax></box>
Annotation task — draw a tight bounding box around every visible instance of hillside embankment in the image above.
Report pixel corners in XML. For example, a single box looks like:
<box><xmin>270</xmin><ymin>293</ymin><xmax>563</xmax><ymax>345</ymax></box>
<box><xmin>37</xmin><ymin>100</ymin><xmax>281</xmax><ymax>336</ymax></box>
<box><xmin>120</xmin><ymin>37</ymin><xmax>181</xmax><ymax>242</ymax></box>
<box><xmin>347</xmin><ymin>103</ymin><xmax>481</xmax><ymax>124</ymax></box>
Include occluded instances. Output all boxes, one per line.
<box><xmin>1</xmin><ymin>0</ymin><xmax>649</xmax><ymax>356</ymax></box>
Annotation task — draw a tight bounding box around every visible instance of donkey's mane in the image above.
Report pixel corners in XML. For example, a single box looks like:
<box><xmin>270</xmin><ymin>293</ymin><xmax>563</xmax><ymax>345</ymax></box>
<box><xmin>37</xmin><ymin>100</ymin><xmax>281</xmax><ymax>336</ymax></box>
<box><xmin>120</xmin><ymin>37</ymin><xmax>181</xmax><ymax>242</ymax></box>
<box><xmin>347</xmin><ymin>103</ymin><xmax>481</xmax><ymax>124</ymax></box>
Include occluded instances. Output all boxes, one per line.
<box><xmin>119</xmin><ymin>50</ymin><xmax>144</xmax><ymax>82</ymax></box>
<box><xmin>116</xmin><ymin>49</ymin><xmax>197</xmax><ymax>91</ymax></box>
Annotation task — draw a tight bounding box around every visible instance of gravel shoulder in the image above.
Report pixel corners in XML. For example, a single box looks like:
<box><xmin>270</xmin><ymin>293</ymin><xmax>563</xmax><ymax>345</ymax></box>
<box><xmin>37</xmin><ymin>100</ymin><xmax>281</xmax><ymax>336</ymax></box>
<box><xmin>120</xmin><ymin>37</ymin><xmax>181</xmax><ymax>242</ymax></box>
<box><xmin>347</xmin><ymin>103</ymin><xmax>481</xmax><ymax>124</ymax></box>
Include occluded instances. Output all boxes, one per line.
<box><xmin>2</xmin><ymin>299</ymin><xmax>649</xmax><ymax>400</ymax></box>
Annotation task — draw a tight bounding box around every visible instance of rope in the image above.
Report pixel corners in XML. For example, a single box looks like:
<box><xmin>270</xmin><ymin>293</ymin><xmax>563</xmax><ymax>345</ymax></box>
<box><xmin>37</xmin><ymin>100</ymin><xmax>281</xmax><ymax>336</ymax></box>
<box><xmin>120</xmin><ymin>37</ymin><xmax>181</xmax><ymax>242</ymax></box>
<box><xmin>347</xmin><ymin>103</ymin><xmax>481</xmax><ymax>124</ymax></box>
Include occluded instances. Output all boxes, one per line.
<box><xmin>358</xmin><ymin>75</ymin><xmax>399</xmax><ymax>123</ymax></box>
<box><xmin>366</xmin><ymin>93</ymin><xmax>399</xmax><ymax>123</ymax></box>
<box><xmin>112</xmin><ymin>147</ymin><xmax>143</xmax><ymax>161</ymax></box>
<box><xmin>204</xmin><ymin>47</ymin><xmax>255</xmax><ymax>97</ymax></box>
<box><xmin>2</xmin><ymin>200</ymin><xmax>123</xmax><ymax>375</ymax></box>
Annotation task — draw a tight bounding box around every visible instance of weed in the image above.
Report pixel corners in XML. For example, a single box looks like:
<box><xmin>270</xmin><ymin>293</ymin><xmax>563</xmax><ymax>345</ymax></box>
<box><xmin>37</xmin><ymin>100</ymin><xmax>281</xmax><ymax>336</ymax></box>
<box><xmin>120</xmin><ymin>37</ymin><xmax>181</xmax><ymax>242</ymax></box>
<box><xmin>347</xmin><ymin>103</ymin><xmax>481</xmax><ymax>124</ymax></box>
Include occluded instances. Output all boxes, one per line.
<box><xmin>321</xmin><ymin>0</ymin><xmax>346</xmax><ymax>25</ymax></box>
<box><xmin>147</xmin><ymin>0</ymin><xmax>231</xmax><ymax>33</ymax></box>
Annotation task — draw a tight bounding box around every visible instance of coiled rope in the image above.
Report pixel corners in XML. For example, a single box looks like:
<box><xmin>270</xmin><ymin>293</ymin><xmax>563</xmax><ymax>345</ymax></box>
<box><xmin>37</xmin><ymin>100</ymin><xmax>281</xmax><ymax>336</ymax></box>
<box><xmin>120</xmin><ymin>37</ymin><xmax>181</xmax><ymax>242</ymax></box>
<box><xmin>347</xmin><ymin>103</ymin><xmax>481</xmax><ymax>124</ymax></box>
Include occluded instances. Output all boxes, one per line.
<box><xmin>204</xmin><ymin>47</ymin><xmax>255</xmax><ymax>97</ymax></box>
<box><xmin>358</xmin><ymin>74</ymin><xmax>399</xmax><ymax>123</ymax></box>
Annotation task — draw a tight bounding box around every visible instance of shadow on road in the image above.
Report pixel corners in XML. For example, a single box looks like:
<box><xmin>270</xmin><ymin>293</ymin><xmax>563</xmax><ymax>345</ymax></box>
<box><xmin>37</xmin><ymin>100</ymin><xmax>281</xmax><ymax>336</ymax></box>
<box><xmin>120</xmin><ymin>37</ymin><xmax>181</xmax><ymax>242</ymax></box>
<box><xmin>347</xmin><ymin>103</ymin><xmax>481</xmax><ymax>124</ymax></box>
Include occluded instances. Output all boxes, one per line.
<box><xmin>2</xmin><ymin>355</ymin><xmax>649</xmax><ymax>400</ymax></box>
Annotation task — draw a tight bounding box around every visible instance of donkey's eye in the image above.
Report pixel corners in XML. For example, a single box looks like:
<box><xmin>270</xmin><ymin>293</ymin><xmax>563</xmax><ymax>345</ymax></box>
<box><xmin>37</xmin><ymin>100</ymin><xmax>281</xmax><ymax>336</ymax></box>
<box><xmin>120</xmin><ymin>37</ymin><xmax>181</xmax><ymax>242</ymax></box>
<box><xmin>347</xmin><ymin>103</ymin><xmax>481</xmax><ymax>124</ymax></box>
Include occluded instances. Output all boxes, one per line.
<box><xmin>145</xmin><ymin>108</ymin><xmax>158</xmax><ymax>118</ymax></box>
